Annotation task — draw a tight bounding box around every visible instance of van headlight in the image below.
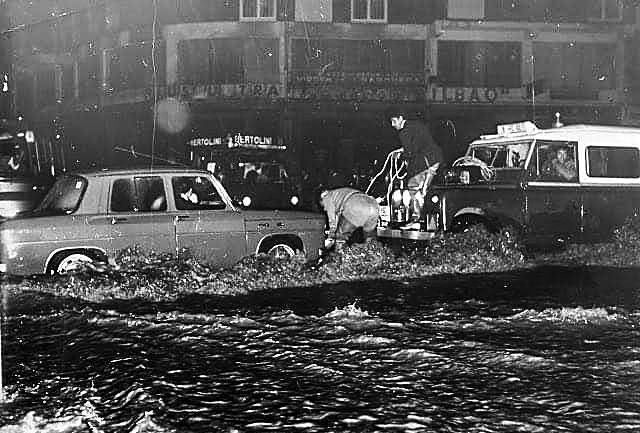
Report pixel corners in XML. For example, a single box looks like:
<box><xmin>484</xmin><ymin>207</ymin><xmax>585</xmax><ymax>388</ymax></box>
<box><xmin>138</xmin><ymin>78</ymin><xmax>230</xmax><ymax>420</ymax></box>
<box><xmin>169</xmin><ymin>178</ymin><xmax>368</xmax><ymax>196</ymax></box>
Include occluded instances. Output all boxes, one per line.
<box><xmin>242</xmin><ymin>196</ymin><xmax>252</xmax><ymax>207</ymax></box>
<box><xmin>391</xmin><ymin>190</ymin><xmax>403</xmax><ymax>206</ymax></box>
<box><xmin>402</xmin><ymin>190</ymin><xmax>412</xmax><ymax>207</ymax></box>
<box><xmin>431</xmin><ymin>195</ymin><xmax>439</xmax><ymax>204</ymax></box>
<box><xmin>290</xmin><ymin>195</ymin><xmax>299</xmax><ymax>206</ymax></box>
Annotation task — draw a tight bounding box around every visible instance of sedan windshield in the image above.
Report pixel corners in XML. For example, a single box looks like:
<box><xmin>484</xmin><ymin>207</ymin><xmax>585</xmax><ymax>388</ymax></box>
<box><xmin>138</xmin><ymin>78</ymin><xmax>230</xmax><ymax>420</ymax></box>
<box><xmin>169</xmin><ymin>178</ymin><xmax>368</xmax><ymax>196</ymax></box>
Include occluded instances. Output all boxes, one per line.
<box><xmin>32</xmin><ymin>175</ymin><xmax>87</xmax><ymax>216</ymax></box>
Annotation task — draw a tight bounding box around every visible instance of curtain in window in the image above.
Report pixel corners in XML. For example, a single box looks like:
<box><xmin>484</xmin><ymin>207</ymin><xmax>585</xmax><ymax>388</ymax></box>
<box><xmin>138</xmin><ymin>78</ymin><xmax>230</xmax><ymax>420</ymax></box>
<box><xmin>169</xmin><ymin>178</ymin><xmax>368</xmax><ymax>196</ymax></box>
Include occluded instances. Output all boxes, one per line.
<box><xmin>352</xmin><ymin>0</ymin><xmax>367</xmax><ymax>19</ymax></box>
<box><xmin>370</xmin><ymin>0</ymin><xmax>385</xmax><ymax>19</ymax></box>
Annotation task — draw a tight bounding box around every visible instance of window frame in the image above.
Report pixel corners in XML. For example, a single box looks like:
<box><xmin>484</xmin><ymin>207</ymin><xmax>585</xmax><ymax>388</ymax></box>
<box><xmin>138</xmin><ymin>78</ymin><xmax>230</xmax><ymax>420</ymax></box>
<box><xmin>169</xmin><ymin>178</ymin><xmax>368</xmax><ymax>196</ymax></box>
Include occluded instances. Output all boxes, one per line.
<box><xmin>586</xmin><ymin>146</ymin><xmax>640</xmax><ymax>179</ymax></box>
<box><xmin>240</xmin><ymin>0</ymin><xmax>277</xmax><ymax>22</ymax></box>
<box><xmin>587</xmin><ymin>0</ymin><xmax>622</xmax><ymax>22</ymax></box>
<box><xmin>350</xmin><ymin>0</ymin><xmax>388</xmax><ymax>23</ymax></box>
<box><xmin>110</xmin><ymin>176</ymin><xmax>167</xmax><ymax>213</ymax></box>
<box><xmin>171</xmin><ymin>175</ymin><xmax>227</xmax><ymax>211</ymax></box>
<box><xmin>528</xmin><ymin>140</ymin><xmax>579</xmax><ymax>183</ymax></box>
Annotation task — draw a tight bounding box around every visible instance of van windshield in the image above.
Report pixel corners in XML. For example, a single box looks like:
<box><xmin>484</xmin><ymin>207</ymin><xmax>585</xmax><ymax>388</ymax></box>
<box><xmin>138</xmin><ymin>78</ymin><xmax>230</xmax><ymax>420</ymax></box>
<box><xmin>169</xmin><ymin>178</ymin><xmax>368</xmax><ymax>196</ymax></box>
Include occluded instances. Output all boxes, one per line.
<box><xmin>468</xmin><ymin>140</ymin><xmax>532</xmax><ymax>169</ymax></box>
<box><xmin>32</xmin><ymin>175</ymin><xmax>87</xmax><ymax>216</ymax></box>
<box><xmin>0</xmin><ymin>138</ymin><xmax>29</xmax><ymax>177</ymax></box>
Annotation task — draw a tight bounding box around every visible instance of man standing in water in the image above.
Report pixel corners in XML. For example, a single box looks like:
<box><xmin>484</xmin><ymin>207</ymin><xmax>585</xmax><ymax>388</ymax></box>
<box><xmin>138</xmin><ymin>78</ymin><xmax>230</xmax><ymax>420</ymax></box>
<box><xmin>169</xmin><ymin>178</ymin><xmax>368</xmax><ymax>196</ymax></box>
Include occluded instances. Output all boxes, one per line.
<box><xmin>389</xmin><ymin>109</ymin><xmax>444</xmax><ymax>229</ymax></box>
<box><xmin>320</xmin><ymin>187</ymin><xmax>379</xmax><ymax>250</ymax></box>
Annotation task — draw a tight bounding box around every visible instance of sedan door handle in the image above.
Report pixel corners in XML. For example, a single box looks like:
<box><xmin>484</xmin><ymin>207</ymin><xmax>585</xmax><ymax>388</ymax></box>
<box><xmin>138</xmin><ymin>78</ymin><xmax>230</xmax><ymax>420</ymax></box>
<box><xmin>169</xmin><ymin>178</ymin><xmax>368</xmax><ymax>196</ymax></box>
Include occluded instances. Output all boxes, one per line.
<box><xmin>111</xmin><ymin>217</ymin><xmax>128</xmax><ymax>224</ymax></box>
<box><xmin>175</xmin><ymin>215</ymin><xmax>190</xmax><ymax>222</ymax></box>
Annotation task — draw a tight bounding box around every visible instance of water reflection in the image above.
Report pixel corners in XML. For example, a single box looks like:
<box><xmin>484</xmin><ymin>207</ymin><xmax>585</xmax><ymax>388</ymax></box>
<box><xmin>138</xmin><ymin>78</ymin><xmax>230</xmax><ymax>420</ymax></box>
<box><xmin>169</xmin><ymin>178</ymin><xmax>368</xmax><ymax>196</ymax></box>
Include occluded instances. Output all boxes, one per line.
<box><xmin>0</xmin><ymin>266</ymin><xmax>639</xmax><ymax>432</ymax></box>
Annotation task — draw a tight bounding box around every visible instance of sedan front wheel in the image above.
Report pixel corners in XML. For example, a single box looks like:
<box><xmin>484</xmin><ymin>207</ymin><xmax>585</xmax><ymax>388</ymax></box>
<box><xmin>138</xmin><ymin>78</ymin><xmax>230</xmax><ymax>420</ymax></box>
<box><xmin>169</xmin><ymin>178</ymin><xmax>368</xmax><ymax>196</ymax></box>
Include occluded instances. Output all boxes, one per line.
<box><xmin>52</xmin><ymin>252</ymin><xmax>93</xmax><ymax>274</ymax></box>
<box><xmin>267</xmin><ymin>243</ymin><xmax>296</xmax><ymax>260</ymax></box>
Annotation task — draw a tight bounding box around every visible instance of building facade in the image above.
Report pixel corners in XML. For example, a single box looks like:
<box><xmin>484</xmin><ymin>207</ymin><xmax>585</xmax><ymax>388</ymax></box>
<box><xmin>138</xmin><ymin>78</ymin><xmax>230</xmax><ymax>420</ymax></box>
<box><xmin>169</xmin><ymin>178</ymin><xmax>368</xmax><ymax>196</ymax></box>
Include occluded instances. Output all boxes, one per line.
<box><xmin>1</xmin><ymin>0</ymin><xmax>638</xmax><ymax>178</ymax></box>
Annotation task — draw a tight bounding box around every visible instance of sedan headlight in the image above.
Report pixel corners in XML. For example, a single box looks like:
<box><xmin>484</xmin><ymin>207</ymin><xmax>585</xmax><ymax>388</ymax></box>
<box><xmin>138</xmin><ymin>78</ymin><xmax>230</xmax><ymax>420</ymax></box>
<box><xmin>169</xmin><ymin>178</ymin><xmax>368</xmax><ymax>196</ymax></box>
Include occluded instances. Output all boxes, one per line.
<box><xmin>290</xmin><ymin>195</ymin><xmax>299</xmax><ymax>206</ymax></box>
<box><xmin>242</xmin><ymin>196</ymin><xmax>252</xmax><ymax>207</ymax></box>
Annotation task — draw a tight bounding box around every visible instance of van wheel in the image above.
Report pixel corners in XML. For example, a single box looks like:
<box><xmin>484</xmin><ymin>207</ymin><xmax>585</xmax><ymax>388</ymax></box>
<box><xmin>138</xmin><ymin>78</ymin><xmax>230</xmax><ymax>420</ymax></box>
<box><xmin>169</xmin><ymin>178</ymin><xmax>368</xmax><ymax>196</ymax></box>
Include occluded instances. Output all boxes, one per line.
<box><xmin>267</xmin><ymin>243</ymin><xmax>296</xmax><ymax>259</ymax></box>
<box><xmin>451</xmin><ymin>215</ymin><xmax>494</xmax><ymax>234</ymax></box>
<box><xmin>50</xmin><ymin>252</ymin><xmax>93</xmax><ymax>275</ymax></box>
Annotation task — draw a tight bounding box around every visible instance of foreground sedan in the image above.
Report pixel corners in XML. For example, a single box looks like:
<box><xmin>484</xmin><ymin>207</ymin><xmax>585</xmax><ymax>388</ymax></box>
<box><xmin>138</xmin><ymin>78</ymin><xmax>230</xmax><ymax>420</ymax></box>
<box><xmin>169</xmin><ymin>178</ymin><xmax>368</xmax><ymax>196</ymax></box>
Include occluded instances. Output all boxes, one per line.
<box><xmin>0</xmin><ymin>167</ymin><xmax>326</xmax><ymax>276</ymax></box>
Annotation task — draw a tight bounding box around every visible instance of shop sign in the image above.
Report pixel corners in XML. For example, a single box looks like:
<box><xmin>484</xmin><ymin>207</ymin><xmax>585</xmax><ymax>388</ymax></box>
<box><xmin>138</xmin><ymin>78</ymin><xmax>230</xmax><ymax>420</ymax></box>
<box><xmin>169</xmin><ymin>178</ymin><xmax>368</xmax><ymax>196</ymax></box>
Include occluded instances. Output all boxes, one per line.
<box><xmin>288</xmin><ymin>85</ymin><xmax>425</xmax><ymax>102</ymax></box>
<box><xmin>427</xmin><ymin>85</ymin><xmax>549</xmax><ymax>104</ymax></box>
<box><xmin>289</xmin><ymin>71</ymin><xmax>425</xmax><ymax>86</ymax></box>
<box><xmin>146</xmin><ymin>83</ymin><xmax>283</xmax><ymax>102</ymax></box>
<box><xmin>188</xmin><ymin>134</ymin><xmax>286</xmax><ymax>151</ymax></box>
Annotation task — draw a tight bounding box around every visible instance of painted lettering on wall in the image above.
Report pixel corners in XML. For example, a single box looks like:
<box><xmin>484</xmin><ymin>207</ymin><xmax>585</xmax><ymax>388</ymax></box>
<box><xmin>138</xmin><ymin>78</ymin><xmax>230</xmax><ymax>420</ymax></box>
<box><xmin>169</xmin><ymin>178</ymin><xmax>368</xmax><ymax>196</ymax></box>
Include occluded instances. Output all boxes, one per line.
<box><xmin>146</xmin><ymin>83</ymin><xmax>282</xmax><ymax>102</ymax></box>
<box><xmin>290</xmin><ymin>71</ymin><xmax>425</xmax><ymax>86</ymax></box>
<box><xmin>428</xmin><ymin>86</ymin><xmax>501</xmax><ymax>103</ymax></box>
<box><xmin>288</xmin><ymin>85</ymin><xmax>425</xmax><ymax>103</ymax></box>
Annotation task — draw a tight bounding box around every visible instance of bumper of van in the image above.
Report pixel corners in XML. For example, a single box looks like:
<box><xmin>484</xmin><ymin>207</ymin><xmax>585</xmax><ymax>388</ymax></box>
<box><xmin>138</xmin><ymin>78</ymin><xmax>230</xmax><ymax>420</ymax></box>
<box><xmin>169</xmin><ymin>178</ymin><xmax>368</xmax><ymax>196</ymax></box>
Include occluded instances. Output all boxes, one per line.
<box><xmin>376</xmin><ymin>227</ymin><xmax>437</xmax><ymax>241</ymax></box>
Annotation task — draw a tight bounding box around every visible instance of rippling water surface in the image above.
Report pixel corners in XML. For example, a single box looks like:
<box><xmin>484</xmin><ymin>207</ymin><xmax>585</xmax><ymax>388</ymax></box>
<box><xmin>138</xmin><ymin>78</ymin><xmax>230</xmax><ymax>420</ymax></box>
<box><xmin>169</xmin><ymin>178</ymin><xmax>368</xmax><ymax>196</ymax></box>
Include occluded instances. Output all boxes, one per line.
<box><xmin>1</xmin><ymin>266</ymin><xmax>639</xmax><ymax>432</ymax></box>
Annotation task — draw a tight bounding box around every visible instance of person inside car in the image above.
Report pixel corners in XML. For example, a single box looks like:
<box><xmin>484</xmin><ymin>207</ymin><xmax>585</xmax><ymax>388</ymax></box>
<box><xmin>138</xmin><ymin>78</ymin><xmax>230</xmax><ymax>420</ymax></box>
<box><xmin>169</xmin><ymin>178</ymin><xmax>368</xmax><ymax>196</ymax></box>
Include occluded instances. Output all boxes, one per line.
<box><xmin>543</xmin><ymin>147</ymin><xmax>577</xmax><ymax>181</ymax></box>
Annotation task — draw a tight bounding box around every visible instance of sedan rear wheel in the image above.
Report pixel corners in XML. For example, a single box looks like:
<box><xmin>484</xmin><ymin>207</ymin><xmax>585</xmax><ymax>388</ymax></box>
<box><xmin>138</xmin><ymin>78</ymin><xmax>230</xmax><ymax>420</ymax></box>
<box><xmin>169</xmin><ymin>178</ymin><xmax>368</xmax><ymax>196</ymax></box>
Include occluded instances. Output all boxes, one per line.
<box><xmin>267</xmin><ymin>243</ymin><xmax>296</xmax><ymax>260</ymax></box>
<box><xmin>54</xmin><ymin>252</ymin><xmax>93</xmax><ymax>274</ymax></box>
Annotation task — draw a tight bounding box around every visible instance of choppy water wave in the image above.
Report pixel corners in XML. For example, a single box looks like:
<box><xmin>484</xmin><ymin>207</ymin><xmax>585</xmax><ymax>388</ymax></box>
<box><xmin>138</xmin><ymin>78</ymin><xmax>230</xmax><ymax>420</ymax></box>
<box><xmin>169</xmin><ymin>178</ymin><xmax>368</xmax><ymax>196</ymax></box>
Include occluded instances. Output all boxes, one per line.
<box><xmin>509</xmin><ymin>306</ymin><xmax>624</xmax><ymax>324</ymax></box>
<box><xmin>1</xmin><ymin>226</ymin><xmax>529</xmax><ymax>303</ymax></box>
<box><xmin>1</xmin><ymin>294</ymin><xmax>638</xmax><ymax>432</ymax></box>
<box><xmin>1</xmin><ymin>225</ymin><xmax>640</xmax><ymax>431</ymax></box>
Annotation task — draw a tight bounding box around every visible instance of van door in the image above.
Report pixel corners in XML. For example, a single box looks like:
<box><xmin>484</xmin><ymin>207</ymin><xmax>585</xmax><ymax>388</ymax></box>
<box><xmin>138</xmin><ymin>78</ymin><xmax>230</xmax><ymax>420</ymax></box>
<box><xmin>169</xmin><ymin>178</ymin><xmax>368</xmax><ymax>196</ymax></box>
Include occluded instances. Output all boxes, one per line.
<box><xmin>523</xmin><ymin>140</ymin><xmax>581</xmax><ymax>244</ymax></box>
<box><xmin>582</xmin><ymin>146</ymin><xmax>640</xmax><ymax>241</ymax></box>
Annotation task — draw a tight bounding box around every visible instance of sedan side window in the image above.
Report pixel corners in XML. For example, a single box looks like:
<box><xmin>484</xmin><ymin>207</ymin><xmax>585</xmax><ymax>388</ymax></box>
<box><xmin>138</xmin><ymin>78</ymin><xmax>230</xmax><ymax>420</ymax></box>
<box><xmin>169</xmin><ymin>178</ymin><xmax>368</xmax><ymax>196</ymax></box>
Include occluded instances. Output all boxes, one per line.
<box><xmin>111</xmin><ymin>177</ymin><xmax>166</xmax><ymax>212</ymax></box>
<box><xmin>172</xmin><ymin>176</ymin><xmax>226</xmax><ymax>211</ymax></box>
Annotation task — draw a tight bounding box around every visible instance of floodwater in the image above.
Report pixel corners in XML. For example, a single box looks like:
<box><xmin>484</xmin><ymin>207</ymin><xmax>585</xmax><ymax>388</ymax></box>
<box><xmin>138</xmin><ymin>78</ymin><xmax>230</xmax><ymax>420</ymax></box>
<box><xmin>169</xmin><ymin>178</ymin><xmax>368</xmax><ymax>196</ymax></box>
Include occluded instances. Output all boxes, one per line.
<box><xmin>0</xmin><ymin>265</ymin><xmax>639</xmax><ymax>432</ymax></box>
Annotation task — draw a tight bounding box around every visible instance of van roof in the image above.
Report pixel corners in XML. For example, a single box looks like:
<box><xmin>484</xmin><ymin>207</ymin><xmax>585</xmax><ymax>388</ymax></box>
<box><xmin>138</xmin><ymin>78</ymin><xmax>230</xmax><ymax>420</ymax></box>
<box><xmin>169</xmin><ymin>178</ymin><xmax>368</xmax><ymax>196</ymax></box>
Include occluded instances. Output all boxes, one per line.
<box><xmin>471</xmin><ymin>123</ymin><xmax>640</xmax><ymax>146</ymax></box>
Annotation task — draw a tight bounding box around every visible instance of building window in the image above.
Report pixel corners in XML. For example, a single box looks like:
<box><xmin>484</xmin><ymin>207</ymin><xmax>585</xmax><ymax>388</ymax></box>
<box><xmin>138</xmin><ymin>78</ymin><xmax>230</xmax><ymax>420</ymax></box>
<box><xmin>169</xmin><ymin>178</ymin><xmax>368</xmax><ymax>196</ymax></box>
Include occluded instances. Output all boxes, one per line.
<box><xmin>437</xmin><ymin>41</ymin><xmax>521</xmax><ymax>88</ymax></box>
<box><xmin>36</xmin><ymin>68</ymin><xmax>57</xmax><ymax>108</ymax></box>
<box><xmin>351</xmin><ymin>0</ymin><xmax>387</xmax><ymax>22</ymax></box>
<box><xmin>108</xmin><ymin>42</ymin><xmax>166</xmax><ymax>92</ymax></box>
<box><xmin>61</xmin><ymin>64</ymin><xmax>75</xmax><ymax>101</ymax></box>
<box><xmin>178</xmin><ymin>38</ymin><xmax>279</xmax><ymax>85</ymax></box>
<box><xmin>587</xmin><ymin>147</ymin><xmax>640</xmax><ymax>178</ymax></box>
<box><xmin>292</xmin><ymin>39</ymin><xmax>424</xmax><ymax>76</ymax></box>
<box><xmin>78</xmin><ymin>50</ymin><xmax>99</xmax><ymax>100</ymax></box>
<box><xmin>240</xmin><ymin>0</ymin><xmax>276</xmax><ymax>21</ymax></box>
<box><xmin>532</xmin><ymin>42</ymin><xmax>615</xmax><ymax>100</ymax></box>
<box><xmin>485</xmin><ymin>0</ymin><xmax>621</xmax><ymax>22</ymax></box>
<box><xmin>588</xmin><ymin>0</ymin><xmax>621</xmax><ymax>20</ymax></box>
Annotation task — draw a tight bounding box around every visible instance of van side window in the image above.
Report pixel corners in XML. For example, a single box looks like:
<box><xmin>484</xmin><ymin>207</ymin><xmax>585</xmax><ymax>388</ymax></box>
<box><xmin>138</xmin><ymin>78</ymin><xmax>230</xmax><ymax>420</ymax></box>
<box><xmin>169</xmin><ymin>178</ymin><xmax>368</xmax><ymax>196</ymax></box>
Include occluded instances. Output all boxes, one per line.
<box><xmin>530</xmin><ymin>140</ymin><xmax>578</xmax><ymax>182</ymax></box>
<box><xmin>587</xmin><ymin>146</ymin><xmax>640</xmax><ymax>178</ymax></box>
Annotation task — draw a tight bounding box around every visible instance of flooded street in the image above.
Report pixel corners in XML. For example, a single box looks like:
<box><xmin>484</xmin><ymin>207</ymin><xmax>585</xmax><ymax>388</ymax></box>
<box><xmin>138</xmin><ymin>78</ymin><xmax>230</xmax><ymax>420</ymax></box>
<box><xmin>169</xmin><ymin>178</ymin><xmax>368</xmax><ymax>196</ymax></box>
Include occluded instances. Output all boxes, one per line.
<box><xmin>0</xmin><ymin>265</ymin><xmax>639</xmax><ymax>432</ymax></box>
